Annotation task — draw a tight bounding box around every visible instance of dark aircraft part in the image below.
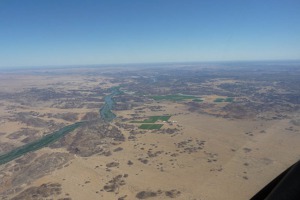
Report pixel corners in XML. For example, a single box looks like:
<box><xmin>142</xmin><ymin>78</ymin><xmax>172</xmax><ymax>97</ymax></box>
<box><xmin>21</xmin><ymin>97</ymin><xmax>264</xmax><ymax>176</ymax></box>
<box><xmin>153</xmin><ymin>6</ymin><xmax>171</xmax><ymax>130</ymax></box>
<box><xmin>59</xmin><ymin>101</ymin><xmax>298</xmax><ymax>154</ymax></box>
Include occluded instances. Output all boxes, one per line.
<box><xmin>251</xmin><ymin>160</ymin><xmax>300</xmax><ymax>200</ymax></box>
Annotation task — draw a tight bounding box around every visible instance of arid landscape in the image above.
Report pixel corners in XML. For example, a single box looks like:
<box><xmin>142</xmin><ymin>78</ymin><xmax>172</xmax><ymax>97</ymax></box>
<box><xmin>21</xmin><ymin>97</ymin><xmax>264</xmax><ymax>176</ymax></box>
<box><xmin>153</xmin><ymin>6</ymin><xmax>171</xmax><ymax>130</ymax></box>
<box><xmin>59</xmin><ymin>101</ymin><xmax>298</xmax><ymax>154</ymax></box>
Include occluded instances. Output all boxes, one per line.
<box><xmin>0</xmin><ymin>63</ymin><xmax>300</xmax><ymax>200</ymax></box>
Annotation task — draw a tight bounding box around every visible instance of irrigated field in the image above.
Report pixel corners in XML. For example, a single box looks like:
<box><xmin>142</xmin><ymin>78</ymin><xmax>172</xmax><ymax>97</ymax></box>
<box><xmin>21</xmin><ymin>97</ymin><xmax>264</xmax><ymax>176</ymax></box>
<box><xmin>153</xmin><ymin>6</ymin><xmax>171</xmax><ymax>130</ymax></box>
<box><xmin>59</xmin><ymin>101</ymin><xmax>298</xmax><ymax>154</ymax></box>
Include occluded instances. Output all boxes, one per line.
<box><xmin>214</xmin><ymin>97</ymin><xmax>234</xmax><ymax>102</ymax></box>
<box><xmin>131</xmin><ymin>115</ymin><xmax>171</xmax><ymax>123</ymax></box>
<box><xmin>152</xmin><ymin>94</ymin><xmax>197</xmax><ymax>101</ymax></box>
<box><xmin>138</xmin><ymin>124</ymin><xmax>164</xmax><ymax>130</ymax></box>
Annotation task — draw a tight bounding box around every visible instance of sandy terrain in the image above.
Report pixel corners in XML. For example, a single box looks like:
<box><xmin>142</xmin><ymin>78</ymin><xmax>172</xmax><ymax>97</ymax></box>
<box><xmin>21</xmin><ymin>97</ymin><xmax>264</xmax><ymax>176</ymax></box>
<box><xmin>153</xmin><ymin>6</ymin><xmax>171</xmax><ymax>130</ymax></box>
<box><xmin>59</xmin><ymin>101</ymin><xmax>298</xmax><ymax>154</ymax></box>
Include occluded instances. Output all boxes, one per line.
<box><xmin>6</xmin><ymin>102</ymin><xmax>298</xmax><ymax>200</ymax></box>
<box><xmin>0</xmin><ymin>67</ymin><xmax>300</xmax><ymax>200</ymax></box>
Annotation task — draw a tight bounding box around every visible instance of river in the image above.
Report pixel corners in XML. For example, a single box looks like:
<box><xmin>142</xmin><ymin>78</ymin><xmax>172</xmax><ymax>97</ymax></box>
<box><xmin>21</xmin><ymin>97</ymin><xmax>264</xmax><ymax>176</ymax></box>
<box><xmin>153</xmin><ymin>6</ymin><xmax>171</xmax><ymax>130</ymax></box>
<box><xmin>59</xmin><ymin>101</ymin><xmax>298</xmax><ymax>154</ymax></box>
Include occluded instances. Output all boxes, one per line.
<box><xmin>0</xmin><ymin>87</ymin><xmax>120</xmax><ymax>165</ymax></box>
<box><xmin>99</xmin><ymin>86</ymin><xmax>121</xmax><ymax>122</ymax></box>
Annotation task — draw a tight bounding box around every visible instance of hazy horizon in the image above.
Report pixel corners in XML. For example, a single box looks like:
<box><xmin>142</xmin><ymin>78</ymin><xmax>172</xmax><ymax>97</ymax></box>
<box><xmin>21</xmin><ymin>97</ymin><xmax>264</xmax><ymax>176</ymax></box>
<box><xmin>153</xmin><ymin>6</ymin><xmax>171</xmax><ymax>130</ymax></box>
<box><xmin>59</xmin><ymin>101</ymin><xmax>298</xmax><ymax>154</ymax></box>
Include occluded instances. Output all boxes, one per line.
<box><xmin>1</xmin><ymin>59</ymin><xmax>300</xmax><ymax>71</ymax></box>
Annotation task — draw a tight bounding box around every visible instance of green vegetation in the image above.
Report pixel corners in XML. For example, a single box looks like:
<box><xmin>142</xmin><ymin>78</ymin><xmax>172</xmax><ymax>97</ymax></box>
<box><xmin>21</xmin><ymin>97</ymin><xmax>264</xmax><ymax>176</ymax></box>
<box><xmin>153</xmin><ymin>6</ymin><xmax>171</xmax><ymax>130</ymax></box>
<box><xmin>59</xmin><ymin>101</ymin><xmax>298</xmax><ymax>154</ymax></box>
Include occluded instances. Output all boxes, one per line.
<box><xmin>192</xmin><ymin>98</ymin><xmax>204</xmax><ymax>102</ymax></box>
<box><xmin>151</xmin><ymin>95</ymin><xmax>204</xmax><ymax>103</ymax></box>
<box><xmin>214</xmin><ymin>97</ymin><xmax>234</xmax><ymax>103</ymax></box>
<box><xmin>214</xmin><ymin>98</ymin><xmax>224</xmax><ymax>102</ymax></box>
<box><xmin>131</xmin><ymin>115</ymin><xmax>171</xmax><ymax>123</ymax></box>
<box><xmin>225</xmin><ymin>97</ymin><xmax>234</xmax><ymax>102</ymax></box>
<box><xmin>133</xmin><ymin>115</ymin><xmax>169</xmax><ymax>129</ymax></box>
<box><xmin>139</xmin><ymin>124</ymin><xmax>164</xmax><ymax>130</ymax></box>
<box><xmin>151</xmin><ymin>94</ymin><xmax>197</xmax><ymax>101</ymax></box>
<box><xmin>0</xmin><ymin>122</ymin><xmax>83</xmax><ymax>165</ymax></box>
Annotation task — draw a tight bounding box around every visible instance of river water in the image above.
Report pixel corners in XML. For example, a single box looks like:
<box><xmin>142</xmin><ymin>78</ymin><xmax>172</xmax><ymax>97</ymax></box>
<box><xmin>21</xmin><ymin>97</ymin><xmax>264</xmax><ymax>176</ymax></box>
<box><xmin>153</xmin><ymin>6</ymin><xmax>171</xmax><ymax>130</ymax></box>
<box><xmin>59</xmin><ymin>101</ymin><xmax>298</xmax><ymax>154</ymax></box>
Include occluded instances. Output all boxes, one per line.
<box><xmin>99</xmin><ymin>87</ymin><xmax>121</xmax><ymax>122</ymax></box>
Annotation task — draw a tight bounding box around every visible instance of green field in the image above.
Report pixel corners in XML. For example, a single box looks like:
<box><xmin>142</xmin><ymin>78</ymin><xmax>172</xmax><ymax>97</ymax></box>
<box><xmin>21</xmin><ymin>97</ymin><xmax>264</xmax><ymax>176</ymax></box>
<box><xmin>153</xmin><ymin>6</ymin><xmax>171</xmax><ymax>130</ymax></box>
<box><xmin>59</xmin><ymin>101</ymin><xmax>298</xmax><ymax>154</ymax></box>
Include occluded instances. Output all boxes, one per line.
<box><xmin>151</xmin><ymin>94</ymin><xmax>197</xmax><ymax>101</ymax></box>
<box><xmin>192</xmin><ymin>98</ymin><xmax>204</xmax><ymax>102</ymax></box>
<box><xmin>139</xmin><ymin>124</ymin><xmax>163</xmax><ymax>130</ymax></box>
<box><xmin>214</xmin><ymin>97</ymin><xmax>234</xmax><ymax>103</ymax></box>
<box><xmin>131</xmin><ymin>115</ymin><xmax>171</xmax><ymax>123</ymax></box>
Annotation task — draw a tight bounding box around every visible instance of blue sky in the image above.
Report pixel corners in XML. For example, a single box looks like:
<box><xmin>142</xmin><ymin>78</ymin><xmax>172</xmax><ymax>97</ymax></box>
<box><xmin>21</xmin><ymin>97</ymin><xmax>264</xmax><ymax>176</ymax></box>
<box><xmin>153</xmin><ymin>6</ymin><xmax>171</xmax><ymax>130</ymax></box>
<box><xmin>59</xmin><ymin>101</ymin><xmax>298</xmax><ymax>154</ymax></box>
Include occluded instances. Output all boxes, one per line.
<box><xmin>0</xmin><ymin>0</ymin><xmax>300</xmax><ymax>67</ymax></box>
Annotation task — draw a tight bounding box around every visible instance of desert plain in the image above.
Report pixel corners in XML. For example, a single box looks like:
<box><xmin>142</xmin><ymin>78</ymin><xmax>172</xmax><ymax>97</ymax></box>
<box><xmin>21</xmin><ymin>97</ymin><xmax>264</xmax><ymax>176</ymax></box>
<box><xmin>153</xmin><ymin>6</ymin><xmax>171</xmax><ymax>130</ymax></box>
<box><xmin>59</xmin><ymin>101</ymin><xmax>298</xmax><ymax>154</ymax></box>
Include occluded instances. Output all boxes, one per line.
<box><xmin>0</xmin><ymin>63</ymin><xmax>300</xmax><ymax>200</ymax></box>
